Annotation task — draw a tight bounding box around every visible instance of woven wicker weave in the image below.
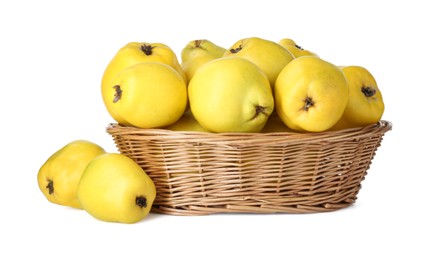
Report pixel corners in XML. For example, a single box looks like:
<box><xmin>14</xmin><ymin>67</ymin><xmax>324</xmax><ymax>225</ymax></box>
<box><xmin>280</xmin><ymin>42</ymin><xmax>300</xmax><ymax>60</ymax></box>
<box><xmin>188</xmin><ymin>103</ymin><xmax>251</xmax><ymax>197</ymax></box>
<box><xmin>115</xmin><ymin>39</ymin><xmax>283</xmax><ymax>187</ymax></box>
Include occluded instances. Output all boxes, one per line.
<box><xmin>107</xmin><ymin>120</ymin><xmax>392</xmax><ymax>215</ymax></box>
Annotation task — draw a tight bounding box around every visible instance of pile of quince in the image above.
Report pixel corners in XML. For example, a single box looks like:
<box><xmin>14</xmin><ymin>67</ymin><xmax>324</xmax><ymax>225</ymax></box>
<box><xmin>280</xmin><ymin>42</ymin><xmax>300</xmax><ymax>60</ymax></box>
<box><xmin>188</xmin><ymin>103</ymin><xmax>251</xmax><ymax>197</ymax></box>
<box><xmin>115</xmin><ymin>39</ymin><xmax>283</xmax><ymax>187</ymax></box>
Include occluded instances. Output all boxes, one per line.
<box><xmin>101</xmin><ymin>37</ymin><xmax>384</xmax><ymax>133</ymax></box>
<box><xmin>37</xmin><ymin>140</ymin><xmax>156</xmax><ymax>224</ymax></box>
<box><xmin>37</xmin><ymin>37</ymin><xmax>385</xmax><ymax>224</ymax></box>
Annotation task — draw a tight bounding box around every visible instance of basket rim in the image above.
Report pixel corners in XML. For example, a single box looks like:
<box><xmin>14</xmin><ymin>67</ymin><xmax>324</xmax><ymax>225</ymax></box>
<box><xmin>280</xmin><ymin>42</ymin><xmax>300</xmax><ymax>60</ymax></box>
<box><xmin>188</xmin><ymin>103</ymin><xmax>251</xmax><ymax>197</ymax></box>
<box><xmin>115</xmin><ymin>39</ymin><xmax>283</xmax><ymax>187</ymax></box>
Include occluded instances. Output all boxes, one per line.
<box><xmin>106</xmin><ymin>120</ymin><xmax>392</xmax><ymax>145</ymax></box>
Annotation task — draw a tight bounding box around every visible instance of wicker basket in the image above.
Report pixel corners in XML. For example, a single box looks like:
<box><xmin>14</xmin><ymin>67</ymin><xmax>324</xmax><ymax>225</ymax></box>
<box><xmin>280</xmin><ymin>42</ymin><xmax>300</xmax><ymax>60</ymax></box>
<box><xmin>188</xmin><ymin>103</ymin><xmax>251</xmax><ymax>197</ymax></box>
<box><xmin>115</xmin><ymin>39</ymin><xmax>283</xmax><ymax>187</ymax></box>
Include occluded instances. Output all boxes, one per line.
<box><xmin>106</xmin><ymin>120</ymin><xmax>392</xmax><ymax>215</ymax></box>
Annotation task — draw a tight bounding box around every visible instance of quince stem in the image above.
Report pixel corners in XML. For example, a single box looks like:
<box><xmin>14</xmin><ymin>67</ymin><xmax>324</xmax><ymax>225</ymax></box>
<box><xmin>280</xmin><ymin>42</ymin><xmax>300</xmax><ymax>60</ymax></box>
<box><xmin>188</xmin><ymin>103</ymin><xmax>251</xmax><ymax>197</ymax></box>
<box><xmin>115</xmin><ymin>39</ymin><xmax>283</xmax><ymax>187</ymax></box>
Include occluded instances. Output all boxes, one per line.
<box><xmin>295</xmin><ymin>44</ymin><xmax>304</xmax><ymax>50</ymax></box>
<box><xmin>113</xmin><ymin>85</ymin><xmax>122</xmax><ymax>103</ymax></box>
<box><xmin>140</xmin><ymin>44</ymin><xmax>154</xmax><ymax>56</ymax></box>
<box><xmin>135</xmin><ymin>196</ymin><xmax>147</xmax><ymax>208</ymax></box>
<box><xmin>194</xmin><ymin>40</ymin><xmax>203</xmax><ymax>48</ymax></box>
<box><xmin>362</xmin><ymin>86</ymin><xmax>376</xmax><ymax>97</ymax></box>
<box><xmin>229</xmin><ymin>45</ymin><xmax>242</xmax><ymax>54</ymax></box>
<box><xmin>46</xmin><ymin>179</ymin><xmax>54</xmax><ymax>195</ymax></box>
<box><xmin>251</xmin><ymin>105</ymin><xmax>269</xmax><ymax>120</ymax></box>
<box><xmin>302</xmin><ymin>97</ymin><xmax>315</xmax><ymax>111</ymax></box>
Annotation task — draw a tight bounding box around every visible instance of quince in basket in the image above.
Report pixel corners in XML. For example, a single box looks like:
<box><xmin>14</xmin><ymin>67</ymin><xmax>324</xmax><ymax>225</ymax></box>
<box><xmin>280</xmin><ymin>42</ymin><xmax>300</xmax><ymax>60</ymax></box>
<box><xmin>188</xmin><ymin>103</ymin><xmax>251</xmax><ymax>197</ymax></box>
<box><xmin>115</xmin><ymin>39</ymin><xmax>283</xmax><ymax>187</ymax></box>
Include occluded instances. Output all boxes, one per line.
<box><xmin>331</xmin><ymin>65</ymin><xmax>385</xmax><ymax>130</ymax></box>
<box><xmin>181</xmin><ymin>39</ymin><xmax>226</xmax><ymax>82</ymax></box>
<box><xmin>104</xmin><ymin>62</ymin><xmax>188</xmax><ymax>128</ymax></box>
<box><xmin>188</xmin><ymin>56</ymin><xmax>274</xmax><ymax>133</ymax></box>
<box><xmin>223</xmin><ymin>37</ymin><xmax>294</xmax><ymax>88</ymax></box>
<box><xmin>274</xmin><ymin>56</ymin><xmax>349</xmax><ymax>132</ymax></box>
<box><xmin>101</xmin><ymin>42</ymin><xmax>186</xmax><ymax>125</ymax></box>
<box><xmin>37</xmin><ymin>140</ymin><xmax>105</xmax><ymax>209</ymax></box>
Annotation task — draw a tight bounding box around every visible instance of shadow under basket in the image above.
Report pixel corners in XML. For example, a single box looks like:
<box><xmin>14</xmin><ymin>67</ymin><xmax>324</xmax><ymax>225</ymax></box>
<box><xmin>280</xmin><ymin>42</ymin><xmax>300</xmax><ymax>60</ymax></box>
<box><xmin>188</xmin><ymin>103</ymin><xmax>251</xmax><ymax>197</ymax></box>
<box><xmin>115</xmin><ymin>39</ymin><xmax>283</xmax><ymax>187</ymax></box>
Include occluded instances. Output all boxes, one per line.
<box><xmin>107</xmin><ymin>120</ymin><xmax>392</xmax><ymax>216</ymax></box>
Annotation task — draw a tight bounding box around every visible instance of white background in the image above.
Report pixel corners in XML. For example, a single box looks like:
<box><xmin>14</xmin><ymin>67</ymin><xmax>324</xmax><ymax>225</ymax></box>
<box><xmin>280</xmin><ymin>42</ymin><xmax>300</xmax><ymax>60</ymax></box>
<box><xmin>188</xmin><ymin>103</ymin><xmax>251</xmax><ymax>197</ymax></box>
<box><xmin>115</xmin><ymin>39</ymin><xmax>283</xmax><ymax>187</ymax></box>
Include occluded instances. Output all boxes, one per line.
<box><xmin>1</xmin><ymin>0</ymin><xmax>428</xmax><ymax>259</ymax></box>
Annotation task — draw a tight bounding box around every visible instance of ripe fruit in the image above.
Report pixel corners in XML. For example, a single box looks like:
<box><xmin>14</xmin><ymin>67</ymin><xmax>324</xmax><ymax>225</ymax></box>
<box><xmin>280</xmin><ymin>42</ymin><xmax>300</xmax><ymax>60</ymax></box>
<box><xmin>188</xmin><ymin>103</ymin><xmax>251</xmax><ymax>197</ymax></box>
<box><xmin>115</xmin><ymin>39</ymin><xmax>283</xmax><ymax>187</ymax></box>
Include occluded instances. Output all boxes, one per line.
<box><xmin>37</xmin><ymin>140</ymin><xmax>105</xmax><ymax>209</ymax></box>
<box><xmin>181</xmin><ymin>39</ymin><xmax>226</xmax><ymax>82</ymax></box>
<box><xmin>275</xmin><ymin>56</ymin><xmax>349</xmax><ymax>132</ymax></box>
<box><xmin>188</xmin><ymin>57</ymin><xmax>274</xmax><ymax>133</ymax></box>
<box><xmin>278</xmin><ymin>38</ymin><xmax>317</xmax><ymax>58</ymax></box>
<box><xmin>101</xmin><ymin>42</ymin><xmax>186</xmax><ymax>124</ymax></box>
<box><xmin>104</xmin><ymin>62</ymin><xmax>187</xmax><ymax>128</ymax></box>
<box><xmin>223</xmin><ymin>37</ymin><xmax>294</xmax><ymax>88</ymax></box>
<box><xmin>332</xmin><ymin>66</ymin><xmax>385</xmax><ymax>130</ymax></box>
<box><xmin>77</xmin><ymin>153</ymin><xmax>156</xmax><ymax>224</ymax></box>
